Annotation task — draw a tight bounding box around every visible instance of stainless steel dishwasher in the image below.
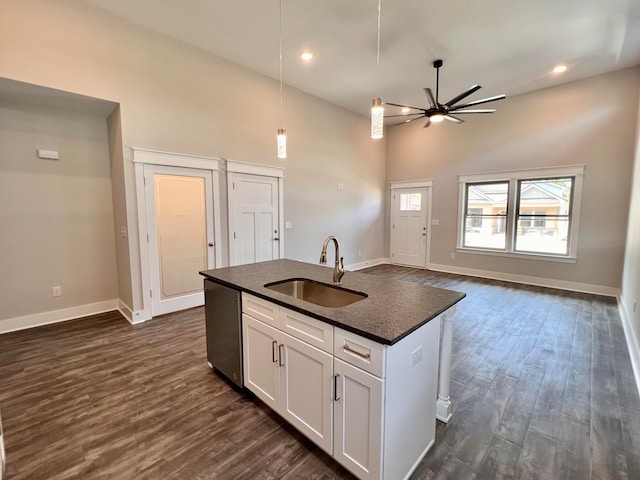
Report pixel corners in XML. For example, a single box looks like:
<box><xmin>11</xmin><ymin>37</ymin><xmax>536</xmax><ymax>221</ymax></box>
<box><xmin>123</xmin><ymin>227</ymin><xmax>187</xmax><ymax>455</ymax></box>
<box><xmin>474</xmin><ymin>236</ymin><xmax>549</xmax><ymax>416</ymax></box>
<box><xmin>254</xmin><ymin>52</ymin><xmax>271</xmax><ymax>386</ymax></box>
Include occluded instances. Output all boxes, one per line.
<box><xmin>204</xmin><ymin>279</ymin><xmax>243</xmax><ymax>388</ymax></box>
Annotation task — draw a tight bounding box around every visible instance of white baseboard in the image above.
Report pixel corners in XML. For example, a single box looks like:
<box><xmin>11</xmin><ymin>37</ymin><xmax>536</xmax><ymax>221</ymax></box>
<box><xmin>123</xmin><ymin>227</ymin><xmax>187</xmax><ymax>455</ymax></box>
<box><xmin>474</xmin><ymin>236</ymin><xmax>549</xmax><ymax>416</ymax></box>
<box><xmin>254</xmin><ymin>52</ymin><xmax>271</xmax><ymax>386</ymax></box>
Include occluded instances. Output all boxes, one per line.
<box><xmin>117</xmin><ymin>300</ymin><xmax>152</xmax><ymax>325</ymax></box>
<box><xmin>118</xmin><ymin>300</ymin><xmax>134</xmax><ymax>324</ymax></box>
<box><xmin>347</xmin><ymin>257</ymin><xmax>390</xmax><ymax>271</ymax></box>
<box><xmin>619</xmin><ymin>294</ymin><xmax>640</xmax><ymax>400</ymax></box>
<box><xmin>0</xmin><ymin>299</ymin><xmax>119</xmax><ymax>334</ymax></box>
<box><xmin>428</xmin><ymin>262</ymin><xmax>620</xmax><ymax>297</ymax></box>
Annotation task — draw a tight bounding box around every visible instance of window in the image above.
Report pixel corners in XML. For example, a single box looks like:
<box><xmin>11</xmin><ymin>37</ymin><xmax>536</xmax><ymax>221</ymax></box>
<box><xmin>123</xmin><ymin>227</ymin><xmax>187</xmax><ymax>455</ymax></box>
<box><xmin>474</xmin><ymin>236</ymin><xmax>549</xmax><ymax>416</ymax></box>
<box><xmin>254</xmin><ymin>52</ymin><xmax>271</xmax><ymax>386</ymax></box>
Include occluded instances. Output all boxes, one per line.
<box><xmin>463</xmin><ymin>182</ymin><xmax>508</xmax><ymax>250</ymax></box>
<box><xmin>458</xmin><ymin>166</ymin><xmax>584</xmax><ymax>260</ymax></box>
<box><xmin>399</xmin><ymin>193</ymin><xmax>422</xmax><ymax>211</ymax></box>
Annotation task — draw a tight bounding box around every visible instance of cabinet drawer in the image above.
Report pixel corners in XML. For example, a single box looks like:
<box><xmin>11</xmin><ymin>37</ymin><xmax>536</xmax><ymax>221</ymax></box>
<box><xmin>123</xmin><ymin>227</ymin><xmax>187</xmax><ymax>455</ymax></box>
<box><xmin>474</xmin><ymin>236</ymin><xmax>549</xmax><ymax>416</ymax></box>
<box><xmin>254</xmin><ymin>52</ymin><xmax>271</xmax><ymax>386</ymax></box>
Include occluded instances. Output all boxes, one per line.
<box><xmin>242</xmin><ymin>293</ymin><xmax>279</xmax><ymax>328</ymax></box>
<box><xmin>280</xmin><ymin>307</ymin><xmax>333</xmax><ymax>354</ymax></box>
<box><xmin>334</xmin><ymin>328</ymin><xmax>385</xmax><ymax>378</ymax></box>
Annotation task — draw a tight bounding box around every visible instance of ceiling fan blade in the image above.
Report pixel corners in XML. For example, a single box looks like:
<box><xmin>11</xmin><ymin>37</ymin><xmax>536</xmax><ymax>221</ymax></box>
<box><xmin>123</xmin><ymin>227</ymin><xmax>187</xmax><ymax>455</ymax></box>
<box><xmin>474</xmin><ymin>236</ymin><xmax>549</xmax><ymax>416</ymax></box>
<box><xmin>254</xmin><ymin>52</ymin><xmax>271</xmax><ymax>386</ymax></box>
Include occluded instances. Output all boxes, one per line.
<box><xmin>424</xmin><ymin>88</ymin><xmax>437</xmax><ymax>108</ymax></box>
<box><xmin>384</xmin><ymin>113</ymin><xmax>424</xmax><ymax>118</ymax></box>
<box><xmin>445</xmin><ymin>85</ymin><xmax>481</xmax><ymax>107</ymax></box>
<box><xmin>386</xmin><ymin>102</ymin><xmax>426</xmax><ymax>111</ymax></box>
<box><xmin>391</xmin><ymin>115</ymin><xmax>426</xmax><ymax>126</ymax></box>
<box><xmin>404</xmin><ymin>115</ymin><xmax>426</xmax><ymax>124</ymax></box>
<box><xmin>449</xmin><ymin>94</ymin><xmax>506</xmax><ymax>110</ymax></box>
<box><xmin>423</xmin><ymin>117</ymin><xmax>431</xmax><ymax>128</ymax></box>
<box><xmin>451</xmin><ymin>109</ymin><xmax>496</xmax><ymax>114</ymax></box>
<box><xmin>443</xmin><ymin>115</ymin><xmax>464</xmax><ymax>124</ymax></box>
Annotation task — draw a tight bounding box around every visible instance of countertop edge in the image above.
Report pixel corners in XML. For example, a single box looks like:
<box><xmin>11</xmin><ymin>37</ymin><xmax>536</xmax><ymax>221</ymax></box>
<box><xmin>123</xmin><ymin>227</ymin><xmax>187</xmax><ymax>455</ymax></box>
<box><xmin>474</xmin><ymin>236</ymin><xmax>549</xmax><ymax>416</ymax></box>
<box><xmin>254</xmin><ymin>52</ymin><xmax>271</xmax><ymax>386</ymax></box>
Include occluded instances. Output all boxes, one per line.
<box><xmin>200</xmin><ymin>272</ymin><xmax>465</xmax><ymax>345</ymax></box>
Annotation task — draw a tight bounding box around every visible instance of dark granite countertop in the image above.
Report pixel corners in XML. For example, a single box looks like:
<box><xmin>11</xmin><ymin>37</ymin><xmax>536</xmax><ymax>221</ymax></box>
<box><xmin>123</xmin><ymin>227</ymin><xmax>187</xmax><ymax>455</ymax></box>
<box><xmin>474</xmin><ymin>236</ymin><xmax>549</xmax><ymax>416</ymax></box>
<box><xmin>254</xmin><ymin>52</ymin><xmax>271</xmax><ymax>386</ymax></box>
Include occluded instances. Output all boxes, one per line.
<box><xmin>200</xmin><ymin>259</ymin><xmax>465</xmax><ymax>345</ymax></box>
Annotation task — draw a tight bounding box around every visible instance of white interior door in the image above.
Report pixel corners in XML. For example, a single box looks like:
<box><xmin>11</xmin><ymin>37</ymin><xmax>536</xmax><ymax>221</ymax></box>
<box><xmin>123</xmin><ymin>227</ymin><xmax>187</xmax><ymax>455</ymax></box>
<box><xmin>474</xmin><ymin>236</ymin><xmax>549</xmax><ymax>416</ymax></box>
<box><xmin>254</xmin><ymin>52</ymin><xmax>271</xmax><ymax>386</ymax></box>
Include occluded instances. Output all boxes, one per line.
<box><xmin>144</xmin><ymin>165</ymin><xmax>216</xmax><ymax>316</ymax></box>
<box><xmin>229</xmin><ymin>173</ymin><xmax>280</xmax><ymax>266</ymax></box>
<box><xmin>390</xmin><ymin>187</ymin><xmax>429</xmax><ymax>268</ymax></box>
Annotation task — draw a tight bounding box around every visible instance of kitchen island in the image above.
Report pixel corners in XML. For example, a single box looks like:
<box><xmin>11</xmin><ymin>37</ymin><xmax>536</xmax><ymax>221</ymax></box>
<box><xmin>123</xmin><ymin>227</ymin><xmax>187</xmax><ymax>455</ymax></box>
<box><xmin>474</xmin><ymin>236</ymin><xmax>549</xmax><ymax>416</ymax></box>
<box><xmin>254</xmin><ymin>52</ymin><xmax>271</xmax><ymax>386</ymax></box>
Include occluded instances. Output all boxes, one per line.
<box><xmin>200</xmin><ymin>259</ymin><xmax>465</xmax><ymax>480</ymax></box>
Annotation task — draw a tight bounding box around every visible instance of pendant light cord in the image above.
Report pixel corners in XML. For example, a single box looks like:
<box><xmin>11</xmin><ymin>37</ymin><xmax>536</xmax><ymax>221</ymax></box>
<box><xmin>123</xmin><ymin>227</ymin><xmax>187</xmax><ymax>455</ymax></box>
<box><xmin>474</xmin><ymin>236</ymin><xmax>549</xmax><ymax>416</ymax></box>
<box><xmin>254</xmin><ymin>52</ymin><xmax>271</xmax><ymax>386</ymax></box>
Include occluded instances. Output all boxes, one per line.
<box><xmin>279</xmin><ymin>0</ymin><xmax>284</xmax><ymax>128</ymax></box>
<box><xmin>376</xmin><ymin>0</ymin><xmax>381</xmax><ymax>95</ymax></box>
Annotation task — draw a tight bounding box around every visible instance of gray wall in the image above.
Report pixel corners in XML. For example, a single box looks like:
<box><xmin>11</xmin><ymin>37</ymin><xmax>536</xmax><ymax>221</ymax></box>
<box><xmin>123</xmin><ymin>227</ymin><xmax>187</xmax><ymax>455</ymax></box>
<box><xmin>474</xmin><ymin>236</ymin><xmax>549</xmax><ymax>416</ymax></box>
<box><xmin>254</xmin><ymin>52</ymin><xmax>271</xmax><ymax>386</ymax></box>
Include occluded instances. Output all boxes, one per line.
<box><xmin>385</xmin><ymin>67</ymin><xmax>640</xmax><ymax>292</ymax></box>
<box><xmin>0</xmin><ymin>105</ymin><xmax>118</xmax><ymax>321</ymax></box>
<box><xmin>621</xmin><ymin>90</ymin><xmax>640</xmax><ymax>367</ymax></box>
<box><xmin>0</xmin><ymin>0</ymin><xmax>386</xmax><ymax>316</ymax></box>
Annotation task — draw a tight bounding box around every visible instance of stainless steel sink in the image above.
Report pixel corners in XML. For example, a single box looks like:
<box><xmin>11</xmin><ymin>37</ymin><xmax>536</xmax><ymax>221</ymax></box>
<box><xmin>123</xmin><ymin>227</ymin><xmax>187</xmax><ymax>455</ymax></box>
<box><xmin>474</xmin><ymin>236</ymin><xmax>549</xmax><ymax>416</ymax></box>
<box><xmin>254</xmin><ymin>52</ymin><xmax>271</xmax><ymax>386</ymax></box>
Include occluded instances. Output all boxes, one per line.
<box><xmin>264</xmin><ymin>278</ymin><xmax>367</xmax><ymax>308</ymax></box>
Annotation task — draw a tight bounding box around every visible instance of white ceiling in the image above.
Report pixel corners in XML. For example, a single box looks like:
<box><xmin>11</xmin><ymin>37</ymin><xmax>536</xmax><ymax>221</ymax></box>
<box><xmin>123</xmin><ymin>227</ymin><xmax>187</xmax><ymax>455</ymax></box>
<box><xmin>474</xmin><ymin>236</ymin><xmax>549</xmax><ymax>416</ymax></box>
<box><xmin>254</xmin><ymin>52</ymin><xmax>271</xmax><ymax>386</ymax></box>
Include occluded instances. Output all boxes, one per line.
<box><xmin>79</xmin><ymin>0</ymin><xmax>640</xmax><ymax>118</ymax></box>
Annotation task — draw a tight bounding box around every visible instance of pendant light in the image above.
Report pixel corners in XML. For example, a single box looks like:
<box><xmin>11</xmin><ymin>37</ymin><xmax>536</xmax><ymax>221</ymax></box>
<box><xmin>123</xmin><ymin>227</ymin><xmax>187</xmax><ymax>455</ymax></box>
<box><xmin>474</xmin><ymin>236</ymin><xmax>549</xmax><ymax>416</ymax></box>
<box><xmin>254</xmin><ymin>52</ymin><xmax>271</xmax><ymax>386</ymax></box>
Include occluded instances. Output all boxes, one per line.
<box><xmin>277</xmin><ymin>0</ymin><xmax>287</xmax><ymax>158</ymax></box>
<box><xmin>371</xmin><ymin>0</ymin><xmax>384</xmax><ymax>139</ymax></box>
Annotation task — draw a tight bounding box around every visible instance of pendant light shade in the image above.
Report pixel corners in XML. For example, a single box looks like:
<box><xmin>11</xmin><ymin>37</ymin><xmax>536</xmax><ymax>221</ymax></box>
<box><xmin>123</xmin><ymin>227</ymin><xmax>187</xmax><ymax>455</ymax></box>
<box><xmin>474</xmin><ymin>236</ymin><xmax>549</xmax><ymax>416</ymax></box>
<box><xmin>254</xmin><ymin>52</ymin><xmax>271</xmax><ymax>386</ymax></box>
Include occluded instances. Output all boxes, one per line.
<box><xmin>371</xmin><ymin>97</ymin><xmax>384</xmax><ymax>139</ymax></box>
<box><xmin>277</xmin><ymin>128</ymin><xmax>287</xmax><ymax>159</ymax></box>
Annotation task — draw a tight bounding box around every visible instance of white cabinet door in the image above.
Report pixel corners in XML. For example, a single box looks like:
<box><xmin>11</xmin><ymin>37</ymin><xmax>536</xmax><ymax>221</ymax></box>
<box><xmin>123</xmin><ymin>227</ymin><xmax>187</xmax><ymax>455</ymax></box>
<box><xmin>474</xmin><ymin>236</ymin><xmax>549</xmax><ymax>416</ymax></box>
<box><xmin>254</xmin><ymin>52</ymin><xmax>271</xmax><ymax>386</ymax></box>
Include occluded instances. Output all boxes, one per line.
<box><xmin>280</xmin><ymin>332</ymin><xmax>334</xmax><ymax>454</ymax></box>
<box><xmin>242</xmin><ymin>314</ymin><xmax>280</xmax><ymax>410</ymax></box>
<box><xmin>333</xmin><ymin>358</ymin><xmax>384</xmax><ymax>480</ymax></box>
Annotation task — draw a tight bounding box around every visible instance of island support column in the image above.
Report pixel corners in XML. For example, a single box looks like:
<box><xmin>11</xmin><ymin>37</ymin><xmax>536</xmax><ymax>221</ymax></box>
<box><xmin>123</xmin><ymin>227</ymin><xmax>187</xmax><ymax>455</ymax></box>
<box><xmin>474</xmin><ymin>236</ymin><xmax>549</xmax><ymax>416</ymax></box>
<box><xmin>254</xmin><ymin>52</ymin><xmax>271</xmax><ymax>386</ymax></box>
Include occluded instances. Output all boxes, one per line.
<box><xmin>436</xmin><ymin>306</ymin><xmax>455</xmax><ymax>422</ymax></box>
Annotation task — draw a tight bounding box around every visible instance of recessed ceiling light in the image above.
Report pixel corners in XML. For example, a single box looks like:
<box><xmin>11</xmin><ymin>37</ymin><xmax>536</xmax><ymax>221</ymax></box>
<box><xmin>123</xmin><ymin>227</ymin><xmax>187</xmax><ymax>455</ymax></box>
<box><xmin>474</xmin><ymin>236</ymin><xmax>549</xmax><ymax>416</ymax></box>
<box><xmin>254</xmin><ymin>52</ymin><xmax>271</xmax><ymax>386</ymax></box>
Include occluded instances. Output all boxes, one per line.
<box><xmin>299</xmin><ymin>51</ymin><xmax>313</xmax><ymax>62</ymax></box>
<box><xmin>401</xmin><ymin>107</ymin><xmax>410</xmax><ymax>113</ymax></box>
<box><xmin>552</xmin><ymin>64</ymin><xmax>568</xmax><ymax>74</ymax></box>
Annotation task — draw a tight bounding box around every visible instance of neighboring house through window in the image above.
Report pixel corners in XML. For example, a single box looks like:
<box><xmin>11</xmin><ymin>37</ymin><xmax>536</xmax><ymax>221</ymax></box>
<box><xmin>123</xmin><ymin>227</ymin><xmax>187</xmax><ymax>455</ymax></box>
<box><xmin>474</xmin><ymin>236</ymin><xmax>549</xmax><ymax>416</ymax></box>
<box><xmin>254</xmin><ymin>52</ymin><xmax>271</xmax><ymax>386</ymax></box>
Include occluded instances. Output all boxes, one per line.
<box><xmin>458</xmin><ymin>165</ymin><xmax>584</xmax><ymax>261</ymax></box>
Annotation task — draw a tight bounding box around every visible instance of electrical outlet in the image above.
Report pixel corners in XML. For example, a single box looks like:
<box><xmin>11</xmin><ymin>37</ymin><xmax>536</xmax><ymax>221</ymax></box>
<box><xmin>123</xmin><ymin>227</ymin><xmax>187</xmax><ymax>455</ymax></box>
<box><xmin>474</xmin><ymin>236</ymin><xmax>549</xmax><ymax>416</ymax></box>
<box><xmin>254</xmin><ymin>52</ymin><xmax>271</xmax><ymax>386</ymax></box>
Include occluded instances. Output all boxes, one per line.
<box><xmin>285</xmin><ymin>221</ymin><xmax>292</xmax><ymax>229</ymax></box>
<box><xmin>52</xmin><ymin>286</ymin><xmax>62</xmax><ymax>297</ymax></box>
<box><xmin>337</xmin><ymin>183</ymin><xmax>344</xmax><ymax>190</ymax></box>
<box><xmin>412</xmin><ymin>346</ymin><xmax>423</xmax><ymax>366</ymax></box>
<box><xmin>450</xmin><ymin>252</ymin><xmax>455</xmax><ymax>259</ymax></box>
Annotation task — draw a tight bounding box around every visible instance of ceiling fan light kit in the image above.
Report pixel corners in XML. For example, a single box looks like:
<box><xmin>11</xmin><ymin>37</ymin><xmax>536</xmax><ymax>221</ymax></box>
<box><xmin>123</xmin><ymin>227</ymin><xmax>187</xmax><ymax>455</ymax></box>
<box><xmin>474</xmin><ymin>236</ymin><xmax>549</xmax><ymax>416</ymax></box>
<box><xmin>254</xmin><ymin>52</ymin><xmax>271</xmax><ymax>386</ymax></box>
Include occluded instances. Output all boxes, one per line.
<box><xmin>386</xmin><ymin>59</ymin><xmax>506</xmax><ymax>128</ymax></box>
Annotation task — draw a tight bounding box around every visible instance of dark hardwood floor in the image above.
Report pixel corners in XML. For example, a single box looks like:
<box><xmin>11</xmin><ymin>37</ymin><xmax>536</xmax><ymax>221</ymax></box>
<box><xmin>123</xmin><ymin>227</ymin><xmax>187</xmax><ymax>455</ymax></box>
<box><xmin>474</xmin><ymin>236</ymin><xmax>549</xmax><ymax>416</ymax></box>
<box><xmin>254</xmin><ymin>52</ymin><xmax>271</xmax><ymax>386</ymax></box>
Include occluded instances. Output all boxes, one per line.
<box><xmin>1</xmin><ymin>265</ymin><xmax>638</xmax><ymax>479</ymax></box>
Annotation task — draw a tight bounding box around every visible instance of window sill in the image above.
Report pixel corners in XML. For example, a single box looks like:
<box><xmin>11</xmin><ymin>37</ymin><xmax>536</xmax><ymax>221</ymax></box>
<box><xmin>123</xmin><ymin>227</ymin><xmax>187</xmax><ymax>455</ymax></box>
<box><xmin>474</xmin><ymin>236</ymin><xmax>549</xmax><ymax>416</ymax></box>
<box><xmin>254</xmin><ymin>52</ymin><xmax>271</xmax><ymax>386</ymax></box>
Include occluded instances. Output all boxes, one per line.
<box><xmin>456</xmin><ymin>247</ymin><xmax>577</xmax><ymax>264</ymax></box>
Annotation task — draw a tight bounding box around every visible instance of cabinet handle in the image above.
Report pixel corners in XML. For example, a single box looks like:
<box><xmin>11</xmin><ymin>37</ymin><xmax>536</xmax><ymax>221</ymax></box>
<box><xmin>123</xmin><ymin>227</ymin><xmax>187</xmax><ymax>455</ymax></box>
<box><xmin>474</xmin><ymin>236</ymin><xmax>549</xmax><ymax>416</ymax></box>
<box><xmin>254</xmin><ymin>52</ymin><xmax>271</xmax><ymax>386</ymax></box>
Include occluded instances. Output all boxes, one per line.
<box><xmin>278</xmin><ymin>344</ymin><xmax>285</xmax><ymax>366</ymax></box>
<box><xmin>272</xmin><ymin>340</ymin><xmax>278</xmax><ymax>363</ymax></box>
<box><xmin>334</xmin><ymin>374</ymin><xmax>340</xmax><ymax>401</ymax></box>
<box><xmin>343</xmin><ymin>343</ymin><xmax>371</xmax><ymax>359</ymax></box>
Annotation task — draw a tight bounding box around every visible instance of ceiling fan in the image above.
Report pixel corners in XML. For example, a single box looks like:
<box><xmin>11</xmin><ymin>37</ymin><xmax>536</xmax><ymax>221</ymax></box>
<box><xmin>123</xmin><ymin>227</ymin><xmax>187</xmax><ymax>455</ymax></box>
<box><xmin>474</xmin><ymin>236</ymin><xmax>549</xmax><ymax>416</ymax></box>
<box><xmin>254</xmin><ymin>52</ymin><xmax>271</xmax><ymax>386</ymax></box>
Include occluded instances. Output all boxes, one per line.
<box><xmin>386</xmin><ymin>59</ymin><xmax>506</xmax><ymax>128</ymax></box>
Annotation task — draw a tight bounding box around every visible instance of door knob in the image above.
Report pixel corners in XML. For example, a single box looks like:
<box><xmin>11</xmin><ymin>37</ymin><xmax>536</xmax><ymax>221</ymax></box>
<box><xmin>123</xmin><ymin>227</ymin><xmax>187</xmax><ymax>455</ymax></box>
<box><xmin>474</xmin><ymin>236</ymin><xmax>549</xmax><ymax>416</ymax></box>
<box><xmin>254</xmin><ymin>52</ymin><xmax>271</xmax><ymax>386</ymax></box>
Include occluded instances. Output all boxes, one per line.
<box><xmin>208</xmin><ymin>242</ymin><xmax>214</xmax><ymax>247</ymax></box>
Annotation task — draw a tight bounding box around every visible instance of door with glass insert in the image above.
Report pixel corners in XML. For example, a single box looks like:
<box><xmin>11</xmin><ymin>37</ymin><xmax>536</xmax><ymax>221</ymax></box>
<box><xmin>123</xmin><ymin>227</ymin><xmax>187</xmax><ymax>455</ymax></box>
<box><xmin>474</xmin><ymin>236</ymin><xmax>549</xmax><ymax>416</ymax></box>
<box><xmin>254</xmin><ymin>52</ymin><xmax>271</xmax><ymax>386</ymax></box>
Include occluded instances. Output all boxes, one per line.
<box><xmin>144</xmin><ymin>165</ymin><xmax>216</xmax><ymax>316</ymax></box>
<box><xmin>391</xmin><ymin>188</ymin><xmax>429</xmax><ymax>267</ymax></box>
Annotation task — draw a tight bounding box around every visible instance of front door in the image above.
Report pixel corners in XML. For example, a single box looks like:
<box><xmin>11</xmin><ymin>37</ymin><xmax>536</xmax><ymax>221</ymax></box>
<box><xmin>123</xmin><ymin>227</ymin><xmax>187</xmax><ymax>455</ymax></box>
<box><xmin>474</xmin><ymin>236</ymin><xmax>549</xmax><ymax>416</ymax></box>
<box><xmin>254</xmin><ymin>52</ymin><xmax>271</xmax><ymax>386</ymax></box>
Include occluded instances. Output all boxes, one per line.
<box><xmin>390</xmin><ymin>187</ymin><xmax>429</xmax><ymax>268</ymax></box>
<box><xmin>144</xmin><ymin>165</ymin><xmax>216</xmax><ymax>316</ymax></box>
<box><xmin>229</xmin><ymin>173</ymin><xmax>280</xmax><ymax>266</ymax></box>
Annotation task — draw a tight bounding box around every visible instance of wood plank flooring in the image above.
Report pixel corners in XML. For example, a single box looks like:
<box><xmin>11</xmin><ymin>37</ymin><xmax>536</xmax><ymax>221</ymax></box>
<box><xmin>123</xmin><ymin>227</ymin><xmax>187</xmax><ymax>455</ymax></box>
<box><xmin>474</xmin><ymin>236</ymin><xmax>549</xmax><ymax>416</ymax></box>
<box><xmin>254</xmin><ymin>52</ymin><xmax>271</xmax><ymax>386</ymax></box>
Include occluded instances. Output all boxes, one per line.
<box><xmin>1</xmin><ymin>265</ymin><xmax>639</xmax><ymax>479</ymax></box>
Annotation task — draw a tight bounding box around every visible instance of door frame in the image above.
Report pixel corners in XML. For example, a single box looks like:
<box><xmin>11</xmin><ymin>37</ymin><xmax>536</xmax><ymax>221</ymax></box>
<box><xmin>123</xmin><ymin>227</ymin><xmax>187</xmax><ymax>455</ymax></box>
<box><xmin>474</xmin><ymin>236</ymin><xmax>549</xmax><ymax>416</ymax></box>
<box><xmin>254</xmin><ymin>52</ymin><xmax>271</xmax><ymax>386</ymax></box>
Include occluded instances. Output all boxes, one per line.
<box><xmin>134</xmin><ymin>148</ymin><xmax>223</xmax><ymax>321</ymax></box>
<box><xmin>227</xmin><ymin>160</ymin><xmax>285</xmax><ymax>265</ymax></box>
<box><xmin>390</xmin><ymin>179</ymin><xmax>433</xmax><ymax>269</ymax></box>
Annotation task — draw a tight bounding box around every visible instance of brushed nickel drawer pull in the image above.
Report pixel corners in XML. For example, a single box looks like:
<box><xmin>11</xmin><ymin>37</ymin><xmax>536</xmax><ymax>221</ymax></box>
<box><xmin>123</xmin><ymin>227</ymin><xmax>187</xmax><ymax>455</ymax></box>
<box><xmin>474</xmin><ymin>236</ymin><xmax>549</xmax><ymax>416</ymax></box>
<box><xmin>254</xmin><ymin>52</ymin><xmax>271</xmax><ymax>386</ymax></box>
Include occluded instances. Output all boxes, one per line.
<box><xmin>334</xmin><ymin>374</ymin><xmax>340</xmax><ymax>401</ymax></box>
<box><xmin>278</xmin><ymin>344</ymin><xmax>285</xmax><ymax>366</ymax></box>
<box><xmin>272</xmin><ymin>340</ymin><xmax>278</xmax><ymax>363</ymax></box>
<box><xmin>343</xmin><ymin>343</ymin><xmax>371</xmax><ymax>359</ymax></box>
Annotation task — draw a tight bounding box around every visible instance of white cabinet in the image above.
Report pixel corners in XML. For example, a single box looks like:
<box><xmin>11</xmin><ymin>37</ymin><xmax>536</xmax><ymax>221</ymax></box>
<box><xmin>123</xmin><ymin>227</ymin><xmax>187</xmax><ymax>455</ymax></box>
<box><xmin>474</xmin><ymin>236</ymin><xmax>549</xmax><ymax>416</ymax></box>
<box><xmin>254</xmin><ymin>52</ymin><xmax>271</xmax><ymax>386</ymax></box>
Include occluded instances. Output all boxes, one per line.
<box><xmin>241</xmin><ymin>293</ymin><xmax>442</xmax><ymax>480</ymax></box>
<box><xmin>242</xmin><ymin>306</ymin><xmax>333</xmax><ymax>454</ymax></box>
<box><xmin>243</xmin><ymin>314</ymin><xmax>279</xmax><ymax>409</ymax></box>
<box><xmin>280</xmin><ymin>332</ymin><xmax>333</xmax><ymax>453</ymax></box>
<box><xmin>333</xmin><ymin>358</ymin><xmax>383</xmax><ymax>480</ymax></box>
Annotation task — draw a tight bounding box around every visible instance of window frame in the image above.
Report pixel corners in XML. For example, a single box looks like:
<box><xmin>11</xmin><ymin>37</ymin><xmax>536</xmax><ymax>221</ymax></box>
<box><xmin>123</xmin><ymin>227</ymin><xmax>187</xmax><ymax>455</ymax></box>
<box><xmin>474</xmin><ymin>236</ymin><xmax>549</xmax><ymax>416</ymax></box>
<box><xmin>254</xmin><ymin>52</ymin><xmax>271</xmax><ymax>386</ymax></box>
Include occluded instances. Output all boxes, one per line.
<box><xmin>457</xmin><ymin>165</ymin><xmax>584</xmax><ymax>263</ymax></box>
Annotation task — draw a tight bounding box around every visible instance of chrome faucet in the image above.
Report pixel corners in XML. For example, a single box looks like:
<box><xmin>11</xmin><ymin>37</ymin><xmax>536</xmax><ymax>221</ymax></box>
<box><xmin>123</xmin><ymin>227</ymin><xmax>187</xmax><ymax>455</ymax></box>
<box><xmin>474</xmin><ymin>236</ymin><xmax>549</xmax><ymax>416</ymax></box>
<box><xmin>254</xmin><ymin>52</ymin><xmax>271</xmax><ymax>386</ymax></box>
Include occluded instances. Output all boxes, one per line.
<box><xmin>319</xmin><ymin>235</ymin><xmax>345</xmax><ymax>285</ymax></box>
